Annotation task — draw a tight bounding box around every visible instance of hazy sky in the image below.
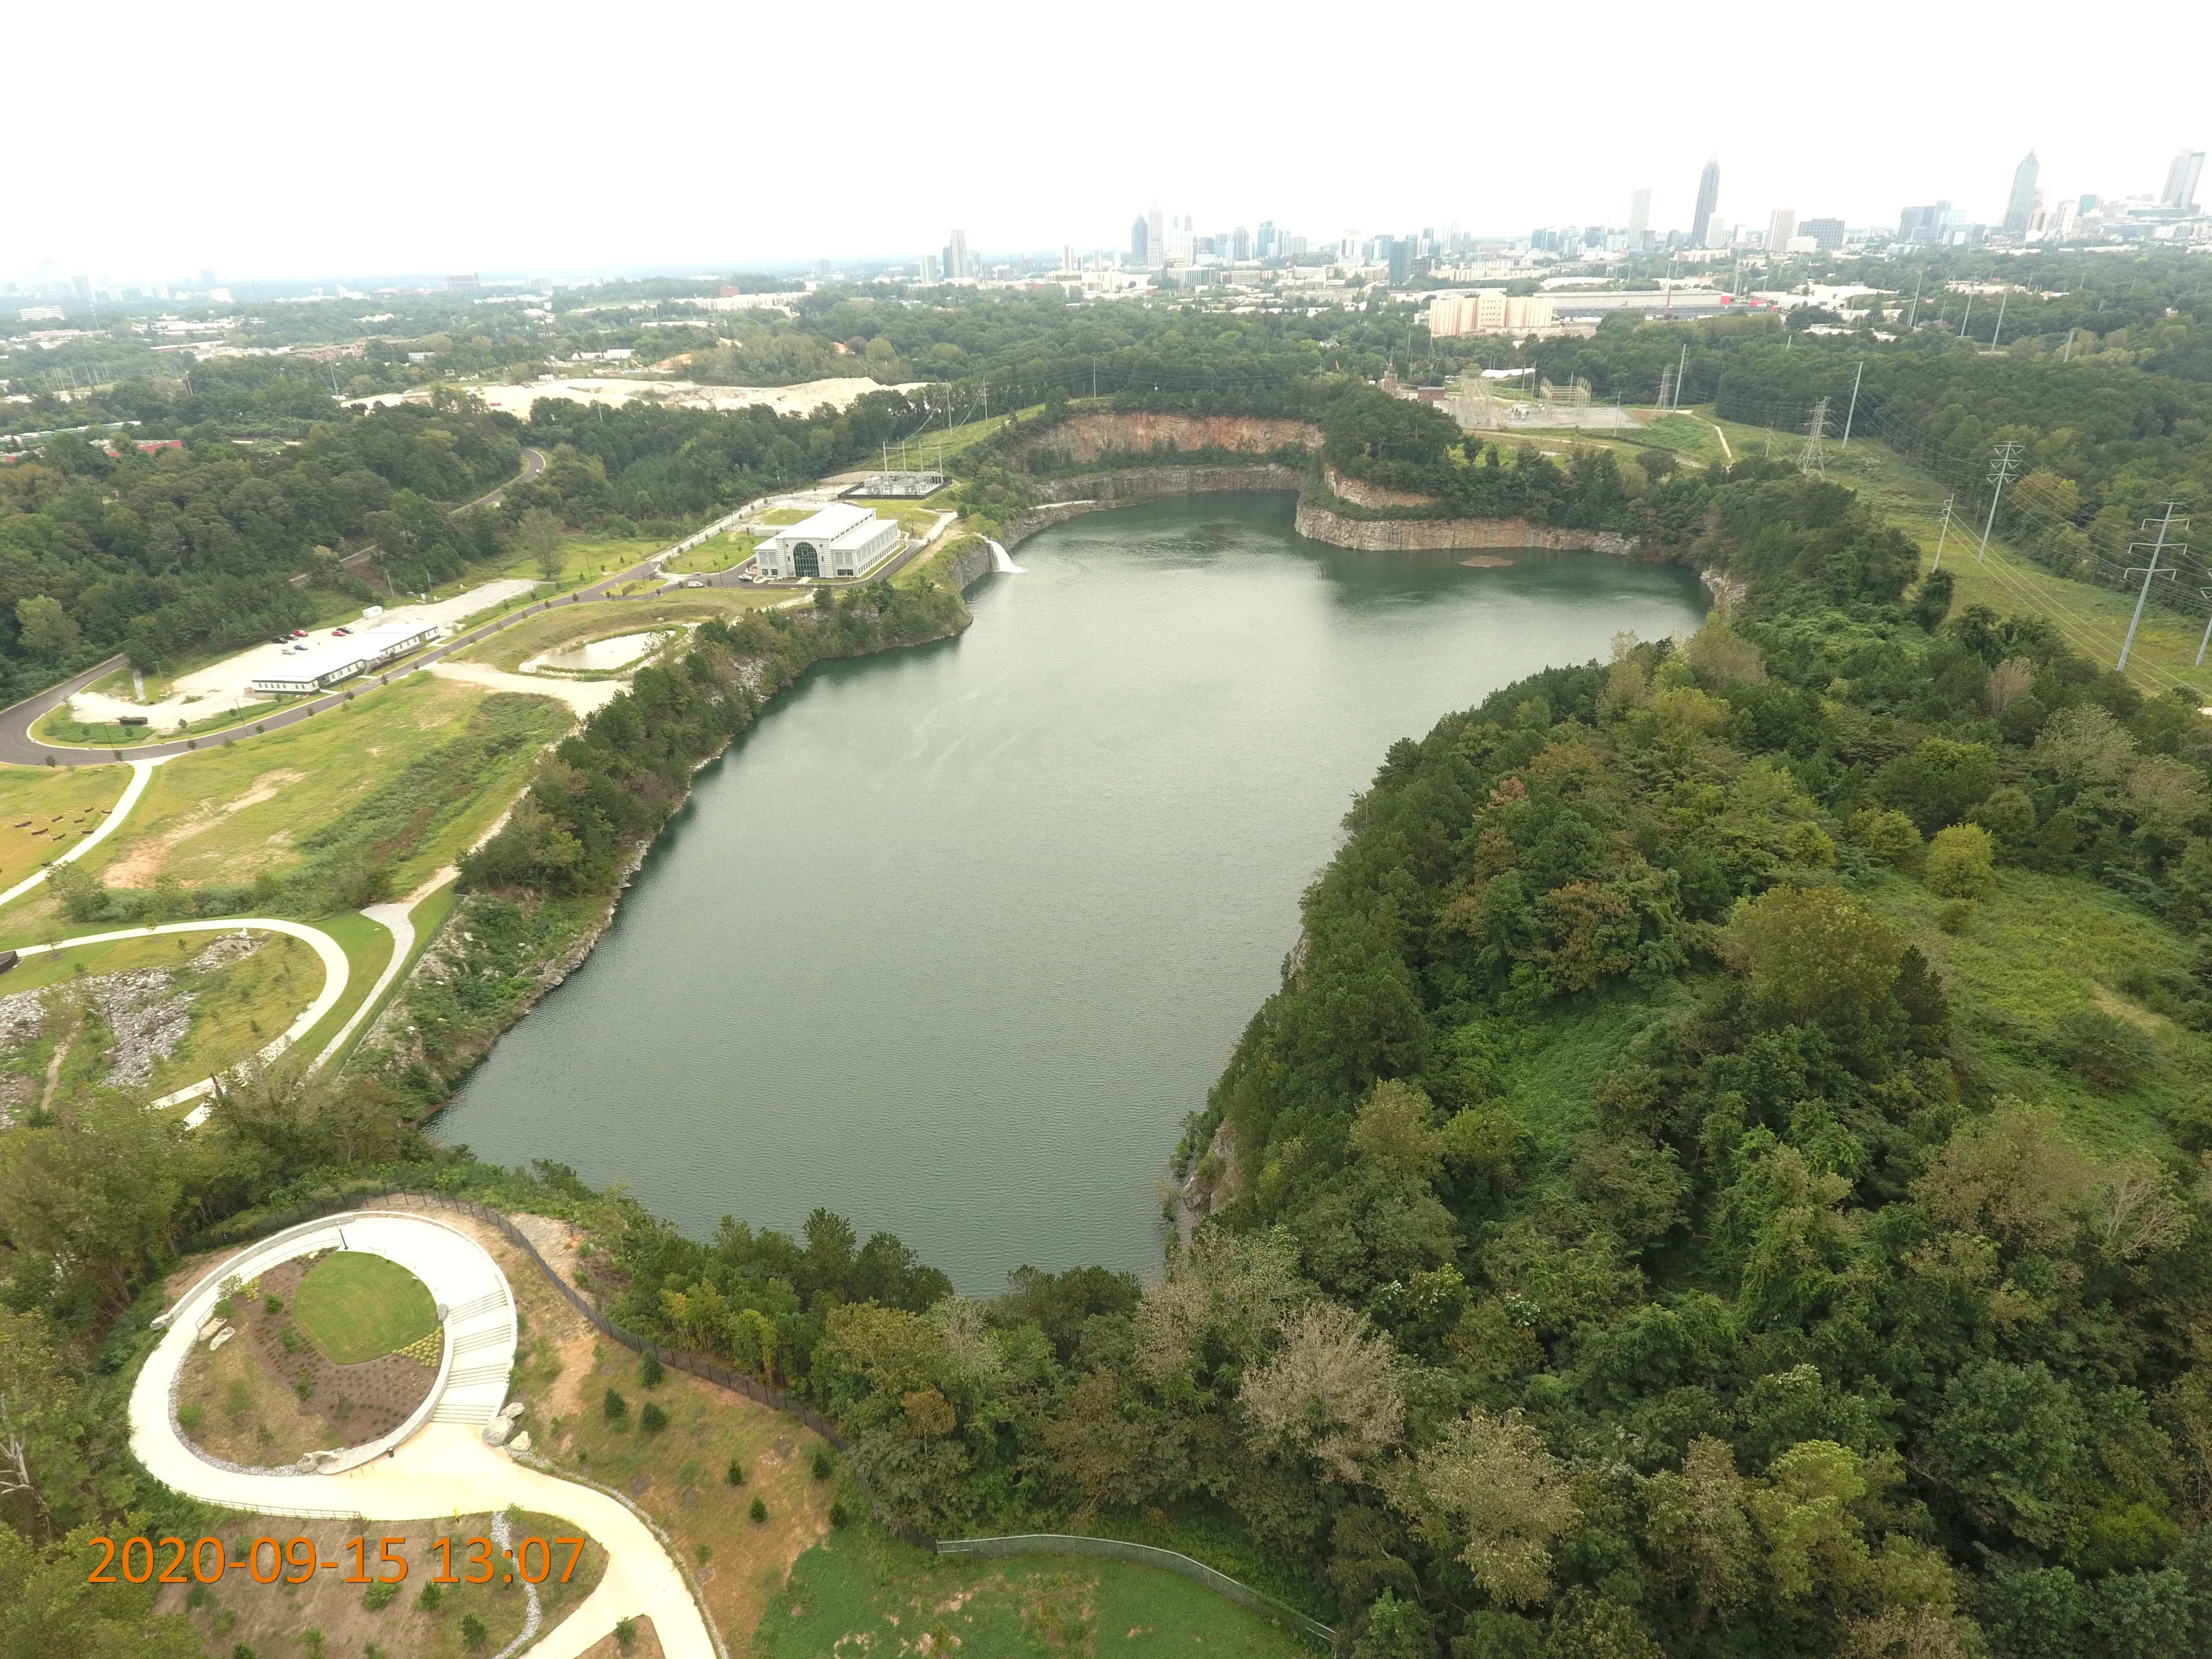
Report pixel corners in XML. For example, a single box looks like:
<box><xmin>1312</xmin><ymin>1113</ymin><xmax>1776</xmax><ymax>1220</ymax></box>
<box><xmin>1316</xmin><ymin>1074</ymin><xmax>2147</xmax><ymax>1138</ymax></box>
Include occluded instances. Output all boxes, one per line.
<box><xmin>11</xmin><ymin>1</ymin><xmax>2207</xmax><ymax>283</ymax></box>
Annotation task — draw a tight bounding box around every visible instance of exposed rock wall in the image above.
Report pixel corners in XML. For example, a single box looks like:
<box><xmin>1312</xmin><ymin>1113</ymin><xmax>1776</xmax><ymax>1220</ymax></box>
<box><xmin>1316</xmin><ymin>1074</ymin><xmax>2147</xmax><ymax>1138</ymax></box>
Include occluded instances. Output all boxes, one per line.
<box><xmin>1009</xmin><ymin>411</ymin><xmax>1319</xmax><ymax>468</ymax></box>
<box><xmin>1034</xmin><ymin>463</ymin><xmax>1306</xmax><ymax>505</ymax></box>
<box><xmin>1321</xmin><ymin>465</ymin><xmax>1441</xmax><ymax>512</ymax></box>
<box><xmin>1295</xmin><ymin>500</ymin><xmax>1644</xmax><ymax>557</ymax></box>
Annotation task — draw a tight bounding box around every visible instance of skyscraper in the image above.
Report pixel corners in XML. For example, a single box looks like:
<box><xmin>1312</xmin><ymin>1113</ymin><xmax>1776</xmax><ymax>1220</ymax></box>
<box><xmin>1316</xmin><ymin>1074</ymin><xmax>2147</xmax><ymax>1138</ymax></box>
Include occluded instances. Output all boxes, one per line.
<box><xmin>949</xmin><ymin>229</ymin><xmax>969</xmax><ymax>279</ymax></box>
<box><xmin>1130</xmin><ymin>215</ymin><xmax>1150</xmax><ymax>267</ymax></box>
<box><xmin>1628</xmin><ymin>188</ymin><xmax>1652</xmax><ymax>237</ymax></box>
<box><xmin>2002</xmin><ymin>152</ymin><xmax>2039</xmax><ymax>236</ymax></box>
<box><xmin>2164</xmin><ymin>149</ymin><xmax>2206</xmax><ymax>210</ymax></box>
<box><xmin>1766</xmin><ymin>208</ymin><xmax>1797</xmax><ymax>253</ymax></box>
<box><xmin>1146</xmin><ymin>202</ymin><xmax>1165</xmax><ymax>268</ymax></box>
<box><xmin>1691</xmin><ymin>156</ymin><xmax>1720</xmax><ymax>248</ymax></box>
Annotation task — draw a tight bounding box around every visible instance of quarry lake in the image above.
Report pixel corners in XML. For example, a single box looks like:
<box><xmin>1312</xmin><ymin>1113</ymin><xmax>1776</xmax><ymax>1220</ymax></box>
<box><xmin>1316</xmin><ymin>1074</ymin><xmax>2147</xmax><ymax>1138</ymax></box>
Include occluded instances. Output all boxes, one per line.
<box><xmin>436</xmin><ymin>495</ymin><xmax>1708</xmax><ymax>1291</ymax></box>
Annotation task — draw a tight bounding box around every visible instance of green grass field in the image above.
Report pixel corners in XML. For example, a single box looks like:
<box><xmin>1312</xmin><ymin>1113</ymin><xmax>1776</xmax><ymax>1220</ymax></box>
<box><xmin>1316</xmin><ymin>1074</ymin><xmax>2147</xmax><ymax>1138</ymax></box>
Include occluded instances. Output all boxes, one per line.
<box><xmin>664</xmin><ymin>530</ymin><xmax>758</xmax><ymax>576</ymax></box>
<box><xmin>761</xmin><ymin>1524</ymin><xmax>1321</xmax><ymax>1659</ymax></box>
<box><xmin>291</xmin><ymin>1250</ymin><xmax>440</xmax><ymax>1364</ymax></box>
<box><xmin>73</xmin><ymin>674</ymin><xmax>565</xmax><ymax>900</ymax></box>
<box><xmin>1869</xmin><ymin>865</ymin><xmax>2209</xmax><ymax>1152</ymax></box>
<box><xmin>0</xmin><ymin>764</ymin><xmax>130</xmax><ymax>889</ymax></box>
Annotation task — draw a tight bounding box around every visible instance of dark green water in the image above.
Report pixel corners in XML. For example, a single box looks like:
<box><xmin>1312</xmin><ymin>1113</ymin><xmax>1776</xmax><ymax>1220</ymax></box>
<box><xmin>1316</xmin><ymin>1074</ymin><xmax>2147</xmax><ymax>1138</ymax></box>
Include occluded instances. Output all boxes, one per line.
<box><xmin>437</xmin><ymin>497</ymin><xmax>1705</xmax><ymax>1290</ymax></box>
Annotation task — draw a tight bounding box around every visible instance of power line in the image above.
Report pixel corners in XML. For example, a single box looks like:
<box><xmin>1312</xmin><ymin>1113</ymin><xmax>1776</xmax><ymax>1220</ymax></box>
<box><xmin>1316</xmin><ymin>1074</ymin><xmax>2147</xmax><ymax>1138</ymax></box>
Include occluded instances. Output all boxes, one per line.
<box><xmin>1932</xmin><ymin>493</ymin><xmax>1956</xmax><ymax>570</ymax></box>
<box><xmin>2118</xmin><ymin>503</ymin><xmax>2188</xmax><ymax>671</ymax></box>
<box><xmin>1976</xmin><ymin>442</ymin><xmax>2027</xmax><ymax>563</ymax></box>
<box><xmin>1797</xmin><ymin>398</ymin><xmax>1829</xmax><ymax>479</ymax></box>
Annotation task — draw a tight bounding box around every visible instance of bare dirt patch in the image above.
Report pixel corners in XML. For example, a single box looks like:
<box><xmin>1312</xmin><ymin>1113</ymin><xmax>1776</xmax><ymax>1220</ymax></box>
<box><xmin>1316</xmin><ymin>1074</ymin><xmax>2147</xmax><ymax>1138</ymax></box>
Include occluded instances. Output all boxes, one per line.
<box><xmin>102</xmin><ymin>767</ymin><xmax>305</xmax><ymax>886</ymax></box>
<box><xmin>175</xmin><ymin>1252</ymin><xmax>440</xmax><ymax>1466</ymax></box>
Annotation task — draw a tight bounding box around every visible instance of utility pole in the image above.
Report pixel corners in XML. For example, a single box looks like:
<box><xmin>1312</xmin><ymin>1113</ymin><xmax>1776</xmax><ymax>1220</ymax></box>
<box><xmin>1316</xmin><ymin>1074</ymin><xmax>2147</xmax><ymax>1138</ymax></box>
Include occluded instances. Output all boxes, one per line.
<box><xmin>2118</xmin><ymin>503</ymin><xmax>2187</xmax><ymax>670</ymax></box>
<box><xmin>1905</xmin><ymin>272</ymin><xmax>1922</xmax><ymax>329</ymax></box>
<box><xmin>1672</xmin><ymin>341</ymin><xmax>1687</xmax><ymax>410</ymax></box>
<box><xmin>1989</xmin><ymin>289</ymin><xmax>2008</xmax><ymax>351</ymax></box>
<box><xmin>1959</xmin><ymin>294</ymin><xmax>1973</xmax><ymax>338</ymax></box>
<box><xmin>1840</xmin><ymin>360</ymin><xmax>1863</xmax><ymax>448</ymax></box>
<box><xmin>1976</xmin><ymin>442</ymin><xmax>2027</xmax><ymax>562</ymax></box>
<box><xmin>2195</xmin><ymin>585</ymin><xmax>2212</xmax><ymax>667</ymax></box>
<box><xmin>1932</xmin><ymin>493</ymin><xmax>1957</xmax><ymax>570</ymax></box>
<box><xmin>1658</xmin><ymin>364</ymin><xmax>1673</xmax><ymax>411</ymax></box>
<box><xmin>1797</xmin><ymin>397</ymin><xmax>1829</xmax><ymax>478</ymax></box>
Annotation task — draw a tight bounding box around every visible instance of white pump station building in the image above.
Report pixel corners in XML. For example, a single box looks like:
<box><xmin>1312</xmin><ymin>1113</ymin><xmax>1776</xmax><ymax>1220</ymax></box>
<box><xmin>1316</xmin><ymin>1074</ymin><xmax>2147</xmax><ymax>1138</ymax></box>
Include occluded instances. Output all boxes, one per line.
<box><xmin>753</xmin><ymin>504</ymin><xmax>901</xmax><ymax>581</ymax></box>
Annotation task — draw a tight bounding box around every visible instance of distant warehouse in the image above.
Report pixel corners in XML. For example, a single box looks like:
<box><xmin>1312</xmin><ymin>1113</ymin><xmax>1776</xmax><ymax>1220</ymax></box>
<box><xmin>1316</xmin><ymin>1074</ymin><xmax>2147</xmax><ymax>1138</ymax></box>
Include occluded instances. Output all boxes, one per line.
<box><xmin>754</xmin><ymin>504</ymin><xmax>901</xmax><ymax>581</ymax></box>
<box><xmin>248</xmin><ymin>619</ymin><xmax>440</xmax><ymax>696</ymax></box>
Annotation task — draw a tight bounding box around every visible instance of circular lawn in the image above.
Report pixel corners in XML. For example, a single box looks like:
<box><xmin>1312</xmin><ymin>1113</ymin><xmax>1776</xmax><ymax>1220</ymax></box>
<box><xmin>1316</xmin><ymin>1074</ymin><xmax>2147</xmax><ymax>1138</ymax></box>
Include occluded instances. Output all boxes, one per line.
<box><xmin>291</xmin><ymin>1250</ymin><xmax>440</xmax><ymax>1364</ymax></box>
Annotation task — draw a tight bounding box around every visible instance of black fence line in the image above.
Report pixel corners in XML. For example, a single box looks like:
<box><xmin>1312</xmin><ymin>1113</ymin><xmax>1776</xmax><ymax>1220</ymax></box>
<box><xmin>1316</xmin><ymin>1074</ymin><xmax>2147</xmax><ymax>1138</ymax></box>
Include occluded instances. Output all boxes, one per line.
<box><xmin>181</xmin><ymin>1186</ymin><xmax>1335</xmax><ymax>1643</ymax></box>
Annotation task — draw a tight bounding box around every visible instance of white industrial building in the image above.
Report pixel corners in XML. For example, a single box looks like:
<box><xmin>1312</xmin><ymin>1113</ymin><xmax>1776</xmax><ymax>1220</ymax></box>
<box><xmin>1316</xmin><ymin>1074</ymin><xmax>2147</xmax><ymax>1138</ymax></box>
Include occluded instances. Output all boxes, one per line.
<box><xmin>247</xmin><ymin>618</ymin><xmax>440</xmax><ymax>695</ymax></box>
<box><xmin>753</xmin><ymin>504</ymin><xmax>901</xmax><ymax>581</ymax></box>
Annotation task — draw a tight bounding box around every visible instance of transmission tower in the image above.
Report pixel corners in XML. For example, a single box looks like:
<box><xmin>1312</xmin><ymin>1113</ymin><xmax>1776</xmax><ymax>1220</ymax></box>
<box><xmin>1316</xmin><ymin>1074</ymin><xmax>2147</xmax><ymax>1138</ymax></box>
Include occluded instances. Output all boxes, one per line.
<box><xmin>1931</xmin><ymin>492</ymin><xmax>1957</xmax><ymax>570</ymax></box>
<box><xmin>1975</xmin><ymin>441</ymin><xmax>2028</xmax><ymax>563</ymax></box>
<box><xmin>2117</xmin><ymin>502</ymin><xmax>2188</xmax><ymax>671</ymax></box>
<box><xmin>1797</xmin><ymin>398</ymin><xmax>1830</xmax><ymax>478</ymax></box>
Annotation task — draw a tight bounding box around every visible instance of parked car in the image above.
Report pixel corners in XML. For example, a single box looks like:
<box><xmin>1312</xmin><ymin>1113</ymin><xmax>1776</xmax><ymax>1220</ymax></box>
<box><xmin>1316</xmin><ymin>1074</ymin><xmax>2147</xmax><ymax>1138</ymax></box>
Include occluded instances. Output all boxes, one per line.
<box><xmin>682</xmin><ymin>579</ymin><xmax>706</xmax><ymax>589</ymax></box>
<box><xmin>290</xmin><ymin>629</ymin><xmax>307</xmax><ymax>638</ymax></box>
<box><xmin>270</xmin><ymin>635</ymin><xmax>289</xmax><ymax>645</ymax></box>
<box><xmin>333</xmin><ymin>626</ymin><xmax>351</xmax><ymax>635</ymax></box>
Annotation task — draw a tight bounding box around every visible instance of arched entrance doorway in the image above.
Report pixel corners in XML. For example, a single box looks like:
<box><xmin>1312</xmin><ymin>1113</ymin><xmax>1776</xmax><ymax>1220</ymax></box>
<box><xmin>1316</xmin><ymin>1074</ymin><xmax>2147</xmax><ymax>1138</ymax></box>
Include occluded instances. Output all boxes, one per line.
<box><xmin>794</xmin><ymin>542</ymin><xmax>821</xmax><ymax>578</ymax></box>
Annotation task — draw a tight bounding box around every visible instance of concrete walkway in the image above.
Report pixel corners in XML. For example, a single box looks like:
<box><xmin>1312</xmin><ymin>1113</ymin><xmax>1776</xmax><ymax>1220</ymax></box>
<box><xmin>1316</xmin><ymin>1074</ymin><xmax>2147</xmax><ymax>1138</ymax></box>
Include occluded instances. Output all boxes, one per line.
<box><xmin>133</xmin><ymin>1210</ymin><xmax>715</xmax><ymax>1659</ymax></box>
<box><xmin>10</xmin><ymin>917</ymin><xmax>354</xmax><ymax>1123</ymax></box>
<box><xmin>0</xmin><ymin>753</ymin><xmax>169</xmax><ymax>909</ymax></box>
<box><xmin>315</xmin><ymin>900</ymin><xmax>415</xmax><ymax>1068</ymax></box>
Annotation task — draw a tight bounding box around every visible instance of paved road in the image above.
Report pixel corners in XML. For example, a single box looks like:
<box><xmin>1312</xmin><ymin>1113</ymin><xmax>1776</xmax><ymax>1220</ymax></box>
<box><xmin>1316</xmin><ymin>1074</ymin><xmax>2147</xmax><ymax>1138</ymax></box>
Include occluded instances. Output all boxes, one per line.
<box><xmin>470</xmin><ymin>444</ymin><xmax>546</xmax><ymax>510</ymax></box>
<box><xmin>0</xmin><ymin>555</ymin><xmax>667</xmax><ymax>769</ymax></box>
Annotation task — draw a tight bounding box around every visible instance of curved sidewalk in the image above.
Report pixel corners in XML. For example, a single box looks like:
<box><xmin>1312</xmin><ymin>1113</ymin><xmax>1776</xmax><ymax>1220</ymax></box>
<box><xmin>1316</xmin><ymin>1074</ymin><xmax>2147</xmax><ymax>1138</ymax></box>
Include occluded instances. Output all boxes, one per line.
<box><xmin>0</xmin><ymin>753</ymin><xmax>168</xmax><ymax>907</ymax></box>
<box><xmin>133</xmin><ymin>1209</ymin><xmax>714</xmax><ymax>1659</ymax></box>
<box><xmin>11</xmin><ymin>917</ymin><xmax>354</xmax><ymax>1123</ymax></box>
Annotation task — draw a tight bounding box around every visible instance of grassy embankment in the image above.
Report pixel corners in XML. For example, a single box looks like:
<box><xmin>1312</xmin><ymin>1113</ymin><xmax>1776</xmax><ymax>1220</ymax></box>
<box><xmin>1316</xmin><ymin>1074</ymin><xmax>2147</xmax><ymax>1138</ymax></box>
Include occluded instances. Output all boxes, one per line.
<box><xmin>1478</xmin><ymin>856</ymin><xmax>2208</xmax><ymax>1193</ymax></box>
<box><xmin>457</xmin><ymin>592</ymin><xmax>796</xmax><ymax>675</ymax></box>
<box><xmin>1688</xmin><ymin>410</ymin><xmax>2211</xmax><ymax>695</ymax></box>
<box><xmin>153</xmin><ymin>1510</ymin><xmax>607</xmax><ymax>1659</ymax></box>
<box><xmin>762</xmin><ymin>1523</ymin><xmax>1319</xmax><ymax>1659</ymax></box>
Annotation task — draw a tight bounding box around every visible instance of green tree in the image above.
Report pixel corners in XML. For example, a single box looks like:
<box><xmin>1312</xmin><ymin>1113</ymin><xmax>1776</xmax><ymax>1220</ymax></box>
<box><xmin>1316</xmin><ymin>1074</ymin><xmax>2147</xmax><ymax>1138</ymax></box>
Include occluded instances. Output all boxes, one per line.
<box><xmin>1924</xmin><ymin>824</ymin><xmax>1996</xmax><ymax>898</ymax></box>
<box><xmin>14</xmin><ymin>596</ymin><xmax>79</xmax><ymax>663</ymax></box>
<box><xmin>1723</xmin><ymin>884</ymin><xmax>1903</xmax><ymax>1030</ymax></box>
<box><xmin>514</xmin><ymin>508</ymin><xmax>565</xmax><ymax>583</ymax></box>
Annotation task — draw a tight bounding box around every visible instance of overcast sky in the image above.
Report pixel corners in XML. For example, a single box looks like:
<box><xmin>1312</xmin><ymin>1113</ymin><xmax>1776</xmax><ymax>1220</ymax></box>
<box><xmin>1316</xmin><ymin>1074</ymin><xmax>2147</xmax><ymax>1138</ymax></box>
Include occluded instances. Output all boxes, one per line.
<box><xmin>9</xmin><ymin>0</ymin><xmax>2206</xmax><ymax>284</ymax></box>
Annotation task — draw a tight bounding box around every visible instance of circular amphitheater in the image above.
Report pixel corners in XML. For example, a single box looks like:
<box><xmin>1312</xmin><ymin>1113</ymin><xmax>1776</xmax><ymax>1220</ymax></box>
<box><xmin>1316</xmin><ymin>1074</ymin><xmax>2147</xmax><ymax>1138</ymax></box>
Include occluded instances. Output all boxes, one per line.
<box><xmin>140</xmin><ymin>1211</ymin><xmax>518</xmax><ymax>1479</ymax></box>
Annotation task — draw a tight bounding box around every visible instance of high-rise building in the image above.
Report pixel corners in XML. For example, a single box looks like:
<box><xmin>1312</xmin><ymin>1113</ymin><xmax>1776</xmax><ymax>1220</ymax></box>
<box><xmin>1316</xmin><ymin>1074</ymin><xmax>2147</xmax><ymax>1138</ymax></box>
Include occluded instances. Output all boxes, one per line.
<box><xmin>1256</xmin><ymin>220</ymin><xmax>1279</xmax><ymax>260</ymax></box>
<box><xmin>1898</xmin><ymin>202</ymin><xmax>1948</xmax><ymax>244</ymax></box>
<box><xmin>1691</xmin><ymin>156</ymin><xmax>1720</xmax><ymax>247</ymax></box>
<box><xmin>1628</xmin><ymin>187</ymin><xmax>1652</xmax><ymax>237</ymax></box>
<box><xmin>1130</xmin><ymin>215</ymin><xmax>1150</xmax><ymax>267</ymax></box>
<box><xmin>947</xmin><ymin>229</ymin><xmax>969</xmax><ymax>280</ymax></box>
<box><xmin>1061</xmin><ymin>243</ymin><xmax>1078</xmax><ymax>273</ymax></box>
<box><xmin>2164</xmin><ymin>148</ymin><xmax>2206</xmax><ymax>210</ymax></box>
<box><xmin>2003</xmin><ymin>152</ymin><xmax>2039</xmax><ymax>235</ymax></box>
<box><xmin>1765</xmin><ymin>208</ymin><xmax>1797</xmax><ymax>252</ymax></box>
<box><xmin>1232</xmin><ymin>225</ymin><xmax>1250</xmax><ymax>262</ymax></box>
<box><xmin>1801</xmin><ymin>218</ymin><xmax>1845</xmax><ymax>251</ymax></box>
<box><xmin>1146</xmin><ymin>203</ymin><xmax>1165</xmax><ymax>267</ymax></box>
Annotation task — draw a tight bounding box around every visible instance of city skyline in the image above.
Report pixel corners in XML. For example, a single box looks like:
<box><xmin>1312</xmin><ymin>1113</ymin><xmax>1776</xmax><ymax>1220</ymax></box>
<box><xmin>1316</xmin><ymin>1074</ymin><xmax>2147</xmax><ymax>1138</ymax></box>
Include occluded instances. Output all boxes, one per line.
<box><xmin>9</xmin><ymin>3</ymin><xmax>2211</xmax><ymax>279</ymax></box>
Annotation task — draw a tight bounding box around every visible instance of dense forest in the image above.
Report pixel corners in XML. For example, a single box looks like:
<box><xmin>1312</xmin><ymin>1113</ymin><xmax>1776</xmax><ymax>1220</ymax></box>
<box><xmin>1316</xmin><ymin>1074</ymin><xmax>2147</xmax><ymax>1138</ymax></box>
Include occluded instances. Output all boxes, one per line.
<box><xmin>8</xmin><ymin>267</ymin><xmax>2212</xmax><ymax>1656</ymax></box>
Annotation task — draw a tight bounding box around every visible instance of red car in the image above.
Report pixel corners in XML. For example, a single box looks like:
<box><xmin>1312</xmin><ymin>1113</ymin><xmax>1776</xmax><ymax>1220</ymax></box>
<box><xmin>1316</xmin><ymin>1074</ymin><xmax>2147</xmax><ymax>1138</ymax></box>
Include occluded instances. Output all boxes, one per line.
<box><xmin>290</xmin><ymin>629</ymin><xmax>307</xmax><ymax>638</ymax></box>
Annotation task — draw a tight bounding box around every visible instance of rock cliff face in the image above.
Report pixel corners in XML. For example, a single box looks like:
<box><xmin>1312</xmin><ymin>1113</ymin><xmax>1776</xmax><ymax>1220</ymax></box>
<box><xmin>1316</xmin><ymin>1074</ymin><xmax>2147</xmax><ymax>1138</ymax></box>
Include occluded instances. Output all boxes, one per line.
<box><xmin>1034</xmin><ymin>463</ymin><xmax>1306</xmax><ymax>507</ymax></box>
<box><xmin>1008</xmin><ymin>411</ymin><xmax>1319</xmax><ymax>468</ymax></box>
<box><xmin>1294</xmin><ymin>500</ymin><xmax>1644</xmax><ymax>557</ymax></box>
<box><xmin>1322</xmin><ymin>465</ymin><xmax>1441</xmax><ymax>511</ymax></box>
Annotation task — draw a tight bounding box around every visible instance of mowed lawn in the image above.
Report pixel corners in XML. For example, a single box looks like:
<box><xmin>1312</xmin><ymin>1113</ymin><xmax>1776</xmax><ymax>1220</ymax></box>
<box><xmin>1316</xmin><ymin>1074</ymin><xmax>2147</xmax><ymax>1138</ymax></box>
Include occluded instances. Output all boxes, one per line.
<box><xmin>0</xmin><ymin>763</ymin><xmax>131</xmax><ymax>891</ymax></box>
<box><xmin>762</xmin><ymin>1525</ymin><xmax>1321</xmax><ymax>1659</ymax></box>
<box><xmin>291</xmin><ymin>1251</ymin><xmax>440</xmax><ymax>1363</ymax></box>
<box><xmin>79</xmin><ymin>674</ymin><xmax>566</xmax><ymax>896</ymax></box>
